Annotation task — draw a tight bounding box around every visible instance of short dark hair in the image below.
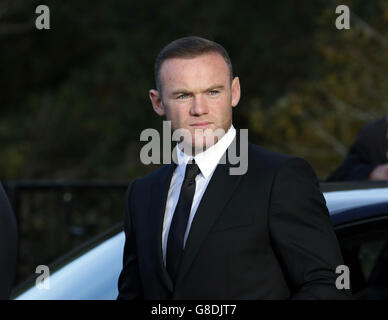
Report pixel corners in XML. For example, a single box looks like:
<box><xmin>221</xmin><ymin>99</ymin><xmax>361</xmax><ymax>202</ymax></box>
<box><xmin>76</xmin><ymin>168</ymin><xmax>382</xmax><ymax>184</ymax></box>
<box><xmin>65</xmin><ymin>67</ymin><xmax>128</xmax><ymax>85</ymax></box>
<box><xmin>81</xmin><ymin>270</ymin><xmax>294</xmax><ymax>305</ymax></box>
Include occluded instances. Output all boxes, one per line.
<box><xmin>154</xmin><ymin>36</ymin><xmax>234</xmax><ymax>93</ymax></box>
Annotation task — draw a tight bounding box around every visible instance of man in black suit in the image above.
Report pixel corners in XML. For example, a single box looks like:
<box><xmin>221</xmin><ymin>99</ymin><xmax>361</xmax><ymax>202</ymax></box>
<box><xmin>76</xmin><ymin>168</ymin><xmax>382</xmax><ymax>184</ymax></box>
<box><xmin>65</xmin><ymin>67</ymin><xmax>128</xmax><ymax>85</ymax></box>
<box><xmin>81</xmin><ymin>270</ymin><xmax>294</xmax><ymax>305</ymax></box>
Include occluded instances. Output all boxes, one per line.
<box><xmin>118</xmin><ymin>36</ymin><xmax>349</xmax><ymax>299</ymax></box>
<box><xmin>0</xmin><ymin>183</ymin><xmax>18</xmax><ymax>299</ymax></box>
<box><xmin>327</xmin><ymin>116</ymin><xmax>388</xmax><ymax>181</ymax></box>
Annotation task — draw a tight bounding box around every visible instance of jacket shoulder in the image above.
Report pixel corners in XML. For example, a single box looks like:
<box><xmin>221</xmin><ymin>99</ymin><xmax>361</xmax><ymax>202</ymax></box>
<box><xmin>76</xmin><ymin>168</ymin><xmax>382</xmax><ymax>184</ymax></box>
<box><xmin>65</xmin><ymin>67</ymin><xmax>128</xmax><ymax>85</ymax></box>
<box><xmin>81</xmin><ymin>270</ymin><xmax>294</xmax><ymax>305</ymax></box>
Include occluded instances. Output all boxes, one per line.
<box><xmin>247</xmin><ymin>143</ymin><xmax>317</xmax><ymax>178</ymax></box>
<box><xmin>248</xmin><ymin>143</ymin><xmax>294</xmax><ymax>169</ymax></box>
<box><xmin>357</xmin><ymin>116</ymin><xmax>387</xmax><ymax>141</ymax></box>
<box><xmin>127</xmin><ymin>164</ymin><xmax>173</xmax><ymax>194</ymax></box>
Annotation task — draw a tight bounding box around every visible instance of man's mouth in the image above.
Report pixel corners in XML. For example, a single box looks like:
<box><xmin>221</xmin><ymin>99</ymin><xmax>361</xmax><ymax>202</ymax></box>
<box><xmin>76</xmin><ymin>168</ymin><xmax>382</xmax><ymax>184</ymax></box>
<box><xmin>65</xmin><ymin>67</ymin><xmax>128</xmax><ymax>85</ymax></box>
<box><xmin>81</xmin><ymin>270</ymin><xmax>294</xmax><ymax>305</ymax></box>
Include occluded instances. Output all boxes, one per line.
<box><xmin>190</xmin><ymin>122</ymin><xmax>212</xmax><ymax>129</ymax></box>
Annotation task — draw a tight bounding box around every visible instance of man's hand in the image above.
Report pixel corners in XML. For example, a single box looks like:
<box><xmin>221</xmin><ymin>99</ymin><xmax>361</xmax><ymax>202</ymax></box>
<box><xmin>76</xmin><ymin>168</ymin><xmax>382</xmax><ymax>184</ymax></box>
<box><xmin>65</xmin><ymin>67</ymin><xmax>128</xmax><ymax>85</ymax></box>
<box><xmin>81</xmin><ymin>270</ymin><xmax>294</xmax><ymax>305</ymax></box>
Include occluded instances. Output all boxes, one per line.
<box><xmin>368</xmin><ymin>164</ymin><xmax>388</xmax><ymax>180</ymax></box>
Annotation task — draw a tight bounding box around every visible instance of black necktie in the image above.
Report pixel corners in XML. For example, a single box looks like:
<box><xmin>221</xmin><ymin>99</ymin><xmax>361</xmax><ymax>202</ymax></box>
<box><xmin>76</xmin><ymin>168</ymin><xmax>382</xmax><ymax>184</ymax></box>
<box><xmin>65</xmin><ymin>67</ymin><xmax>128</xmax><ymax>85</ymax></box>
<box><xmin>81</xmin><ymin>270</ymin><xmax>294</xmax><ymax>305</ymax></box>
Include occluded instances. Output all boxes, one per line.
<box><xmin>166</xmin><ymin>160</ymin><xmax>201</xmax><ymax>283</ymax></box>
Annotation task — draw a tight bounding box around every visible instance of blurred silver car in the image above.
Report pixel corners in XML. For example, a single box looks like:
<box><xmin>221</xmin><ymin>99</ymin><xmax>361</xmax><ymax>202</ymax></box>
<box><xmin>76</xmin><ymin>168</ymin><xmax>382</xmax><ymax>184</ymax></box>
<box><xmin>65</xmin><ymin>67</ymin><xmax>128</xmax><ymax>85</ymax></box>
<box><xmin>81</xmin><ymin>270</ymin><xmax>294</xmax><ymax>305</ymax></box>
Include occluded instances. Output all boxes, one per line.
<box><xmin>13</xmin><ymin>183</ymin><xmax>388</xmax><ymax>300</ymax></box>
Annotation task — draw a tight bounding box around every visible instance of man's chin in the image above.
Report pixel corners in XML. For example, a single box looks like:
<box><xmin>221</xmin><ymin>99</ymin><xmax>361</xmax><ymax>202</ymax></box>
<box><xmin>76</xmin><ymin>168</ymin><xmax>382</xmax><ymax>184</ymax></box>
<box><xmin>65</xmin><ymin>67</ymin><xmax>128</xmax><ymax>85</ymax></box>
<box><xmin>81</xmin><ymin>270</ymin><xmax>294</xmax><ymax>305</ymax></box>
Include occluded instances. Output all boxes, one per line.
<box><xmin>175</xmin><ymin>126</ymin><xmax>226</xmax><ymax>155</ymax></box>
<box><xmin>178</xmin><ymin>140</ymin><xmax>217</xmax><ymax>156</ymax></box>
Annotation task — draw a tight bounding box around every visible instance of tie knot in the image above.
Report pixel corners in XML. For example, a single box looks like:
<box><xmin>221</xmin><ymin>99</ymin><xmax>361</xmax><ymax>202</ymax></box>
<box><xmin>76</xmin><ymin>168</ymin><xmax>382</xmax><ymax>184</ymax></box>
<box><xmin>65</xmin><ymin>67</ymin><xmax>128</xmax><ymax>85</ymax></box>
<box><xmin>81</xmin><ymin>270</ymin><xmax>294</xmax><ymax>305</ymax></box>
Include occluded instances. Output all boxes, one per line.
<box><xmin>184</xmin><ymin>161</ymin><xmax>201</xmax><ymax>182</ymax></box>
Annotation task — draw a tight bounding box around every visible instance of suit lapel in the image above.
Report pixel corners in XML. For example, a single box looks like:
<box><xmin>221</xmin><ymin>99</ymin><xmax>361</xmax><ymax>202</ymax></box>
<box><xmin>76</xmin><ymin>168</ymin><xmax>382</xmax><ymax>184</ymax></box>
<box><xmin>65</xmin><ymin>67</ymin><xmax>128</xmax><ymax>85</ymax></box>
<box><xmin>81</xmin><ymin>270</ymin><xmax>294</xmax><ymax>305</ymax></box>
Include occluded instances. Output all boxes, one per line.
<box><xmin>149</xmin><ymin>163</ymin><xmax>175</xmax><ymax>293</ymax></box>
<box><xmin>174</xmin><ymin>139</ymin><xmax>244</xmax><ymax>289</ymax></box>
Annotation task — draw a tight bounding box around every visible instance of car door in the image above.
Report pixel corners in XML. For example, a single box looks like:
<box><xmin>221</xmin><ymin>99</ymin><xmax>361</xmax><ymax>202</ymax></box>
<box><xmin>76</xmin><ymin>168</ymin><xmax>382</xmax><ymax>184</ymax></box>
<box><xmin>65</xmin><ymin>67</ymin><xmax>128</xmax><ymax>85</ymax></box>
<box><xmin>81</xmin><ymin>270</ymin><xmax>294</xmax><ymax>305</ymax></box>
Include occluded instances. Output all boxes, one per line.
<box><xmin>335</xmin><ymin>215</ymin><xmax>388</xmax><ymax>299</ymax></box>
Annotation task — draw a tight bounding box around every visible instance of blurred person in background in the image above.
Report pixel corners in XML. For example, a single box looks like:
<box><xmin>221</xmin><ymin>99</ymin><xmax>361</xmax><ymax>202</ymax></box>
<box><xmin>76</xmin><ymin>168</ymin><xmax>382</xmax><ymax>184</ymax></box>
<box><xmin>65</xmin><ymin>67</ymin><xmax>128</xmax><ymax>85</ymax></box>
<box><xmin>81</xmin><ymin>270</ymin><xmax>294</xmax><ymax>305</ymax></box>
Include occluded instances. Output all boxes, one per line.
<box><xmin>327</xmin><ymin>115</ymin><xmax>388</xmax><ymax>299</ymax></box>
<box><xmin>327</xmin><ymin>115</ymin><xmax>388</xmax><ymax>182</ymax></box>
<box><xmin>0</xmin><ymin>182</ymin><xmax>18</xmax><ymax>299</ymax></box>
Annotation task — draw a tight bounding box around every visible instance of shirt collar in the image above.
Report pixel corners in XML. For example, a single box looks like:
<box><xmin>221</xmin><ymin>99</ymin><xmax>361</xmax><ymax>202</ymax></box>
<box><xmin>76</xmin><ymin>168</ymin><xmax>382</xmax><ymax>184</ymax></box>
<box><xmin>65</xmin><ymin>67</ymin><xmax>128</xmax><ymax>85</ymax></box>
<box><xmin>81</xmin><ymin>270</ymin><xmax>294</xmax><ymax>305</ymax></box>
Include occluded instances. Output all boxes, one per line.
<box><xmin>176</xmin><ymin>125</ymin><xmax>236</xmax><ymax>179</ymax></box>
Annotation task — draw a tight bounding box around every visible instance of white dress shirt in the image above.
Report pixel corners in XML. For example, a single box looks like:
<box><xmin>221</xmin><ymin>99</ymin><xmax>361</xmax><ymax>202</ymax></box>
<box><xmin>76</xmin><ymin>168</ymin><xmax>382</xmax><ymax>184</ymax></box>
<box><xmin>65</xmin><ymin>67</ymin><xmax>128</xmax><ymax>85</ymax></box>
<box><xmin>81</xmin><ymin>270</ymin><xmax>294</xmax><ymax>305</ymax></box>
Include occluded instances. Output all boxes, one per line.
<box><xmin>162</xmin><ymin>125</ymin><xmax>236</xmax><ymax>265</ymax></box>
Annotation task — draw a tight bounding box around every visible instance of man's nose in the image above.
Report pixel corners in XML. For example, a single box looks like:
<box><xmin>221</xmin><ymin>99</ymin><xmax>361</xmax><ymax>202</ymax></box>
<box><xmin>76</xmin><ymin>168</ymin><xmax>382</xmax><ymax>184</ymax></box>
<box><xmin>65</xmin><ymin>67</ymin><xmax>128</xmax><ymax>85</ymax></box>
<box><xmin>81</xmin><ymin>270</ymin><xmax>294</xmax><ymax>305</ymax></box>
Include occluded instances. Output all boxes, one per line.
<box><xmin>190</xmin><ymin>95</ymin><xmax>208</xmax><ymax>116</ymax></box>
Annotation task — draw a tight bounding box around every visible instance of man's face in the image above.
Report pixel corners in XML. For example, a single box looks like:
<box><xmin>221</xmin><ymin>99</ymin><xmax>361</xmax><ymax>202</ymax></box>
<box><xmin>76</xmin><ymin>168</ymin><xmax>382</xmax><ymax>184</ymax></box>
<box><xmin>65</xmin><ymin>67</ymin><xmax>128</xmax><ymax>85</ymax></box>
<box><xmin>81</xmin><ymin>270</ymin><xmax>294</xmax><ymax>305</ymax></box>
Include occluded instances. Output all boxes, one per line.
<box><xmin>150</xmin><ymin>52</ymin><xmax>240</xmax><ymax>153</ymax></box>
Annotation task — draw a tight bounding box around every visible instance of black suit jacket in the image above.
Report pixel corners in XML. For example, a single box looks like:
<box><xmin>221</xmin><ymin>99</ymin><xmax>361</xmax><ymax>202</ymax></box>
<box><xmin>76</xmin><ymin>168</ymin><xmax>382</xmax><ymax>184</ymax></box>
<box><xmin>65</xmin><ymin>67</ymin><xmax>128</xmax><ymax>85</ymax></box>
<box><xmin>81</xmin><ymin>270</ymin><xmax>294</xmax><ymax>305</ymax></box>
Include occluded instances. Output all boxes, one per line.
<box><xmin>327</xmin><ymin>116</ymin><xmax>388</xmax><ymax>181</ymax></box>
<box><xmin>118</xmin><ymin>138</ymin><xmax>349</xmax><ymax>299</ymax></box>
<box><xmin>0</xmin><ymin>183</ymin><xmax>18</xmax><ymax>299</ymax></box>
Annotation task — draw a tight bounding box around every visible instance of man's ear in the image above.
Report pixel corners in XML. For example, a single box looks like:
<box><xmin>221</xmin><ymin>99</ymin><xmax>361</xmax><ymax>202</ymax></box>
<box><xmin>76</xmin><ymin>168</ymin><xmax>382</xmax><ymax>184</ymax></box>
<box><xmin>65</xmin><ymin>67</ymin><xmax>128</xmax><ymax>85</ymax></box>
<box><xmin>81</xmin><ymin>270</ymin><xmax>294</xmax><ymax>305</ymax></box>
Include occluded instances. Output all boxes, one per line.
<box><xmin>149</xmin><ymin>89</ymin><xmax>165</xmax><ymax>116</ymax></box>
<box><xmin>231</xmin><ymin>77</ymin><xmax>241</xmax><ymax>108</ymax></box>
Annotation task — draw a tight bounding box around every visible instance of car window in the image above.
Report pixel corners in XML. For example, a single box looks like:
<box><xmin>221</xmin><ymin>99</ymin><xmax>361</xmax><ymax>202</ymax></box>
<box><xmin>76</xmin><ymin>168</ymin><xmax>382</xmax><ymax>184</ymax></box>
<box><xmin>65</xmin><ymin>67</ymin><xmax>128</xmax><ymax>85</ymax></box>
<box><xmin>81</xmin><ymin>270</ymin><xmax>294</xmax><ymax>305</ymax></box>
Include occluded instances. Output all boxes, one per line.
<box><xmin>336</xmin><ymin>217</ymin><xmax>388</xmax><ymax>300</ymax></box>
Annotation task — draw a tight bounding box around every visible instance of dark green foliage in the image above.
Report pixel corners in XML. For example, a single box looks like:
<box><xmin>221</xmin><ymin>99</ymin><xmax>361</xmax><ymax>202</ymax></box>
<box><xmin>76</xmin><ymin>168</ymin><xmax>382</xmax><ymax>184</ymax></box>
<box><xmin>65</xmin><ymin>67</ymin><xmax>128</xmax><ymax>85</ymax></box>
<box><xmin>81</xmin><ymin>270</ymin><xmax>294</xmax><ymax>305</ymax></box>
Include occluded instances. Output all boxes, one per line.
<box><xmin>1</xmin><ymin>0</ymin><xmax>388</xmax><ymax>286</ymax></box>
<box><xmin>1</xmin><ymin>0</ymin><xmax>386</xmax><ymax>180</ymax></box>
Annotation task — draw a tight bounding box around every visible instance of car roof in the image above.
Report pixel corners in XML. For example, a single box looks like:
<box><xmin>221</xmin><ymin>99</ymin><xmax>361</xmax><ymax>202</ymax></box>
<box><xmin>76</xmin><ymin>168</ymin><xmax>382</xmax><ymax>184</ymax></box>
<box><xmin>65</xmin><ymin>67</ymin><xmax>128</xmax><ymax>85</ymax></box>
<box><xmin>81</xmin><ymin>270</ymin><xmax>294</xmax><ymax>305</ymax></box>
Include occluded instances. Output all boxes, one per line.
<box><xmin>324</xmin><ymin>187</ymin><xmax>388</xmax><ymax>214</ymax></box>
<box><xmin>15</xmin><ymin>231</ymin><xmax>125</xmax><ymax>300</ymax></box>
<box><xmin>323</xmin><ymin>185</ymin><xmax>388</xmax><ymax>225</ymax></box>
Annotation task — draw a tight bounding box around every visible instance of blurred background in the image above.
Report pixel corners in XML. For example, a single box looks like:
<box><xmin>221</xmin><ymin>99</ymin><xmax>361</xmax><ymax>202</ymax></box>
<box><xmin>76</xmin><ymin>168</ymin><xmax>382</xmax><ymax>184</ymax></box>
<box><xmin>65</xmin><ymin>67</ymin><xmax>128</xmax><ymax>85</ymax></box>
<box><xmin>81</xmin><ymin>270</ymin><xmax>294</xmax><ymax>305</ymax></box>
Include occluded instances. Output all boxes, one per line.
<box><xmin>1</xmin><ymin>0</ymin><xmax>387</xmax><ymax>289</ymax></box>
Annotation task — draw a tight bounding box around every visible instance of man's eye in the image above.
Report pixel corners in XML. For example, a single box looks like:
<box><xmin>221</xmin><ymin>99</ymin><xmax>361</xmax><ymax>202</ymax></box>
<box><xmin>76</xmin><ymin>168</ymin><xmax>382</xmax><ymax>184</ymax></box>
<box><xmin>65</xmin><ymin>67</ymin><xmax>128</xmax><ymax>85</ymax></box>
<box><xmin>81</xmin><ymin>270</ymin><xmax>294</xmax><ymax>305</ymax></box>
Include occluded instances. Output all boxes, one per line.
<box><xmin>209</xmin><ymin>90</ymin><xmax>219</xmax><ymax>96</ymax></box>
<box><xmin>177</xmin><ymin>94</ymin><xmax>189</xmax><ymax>99</ymax></box>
